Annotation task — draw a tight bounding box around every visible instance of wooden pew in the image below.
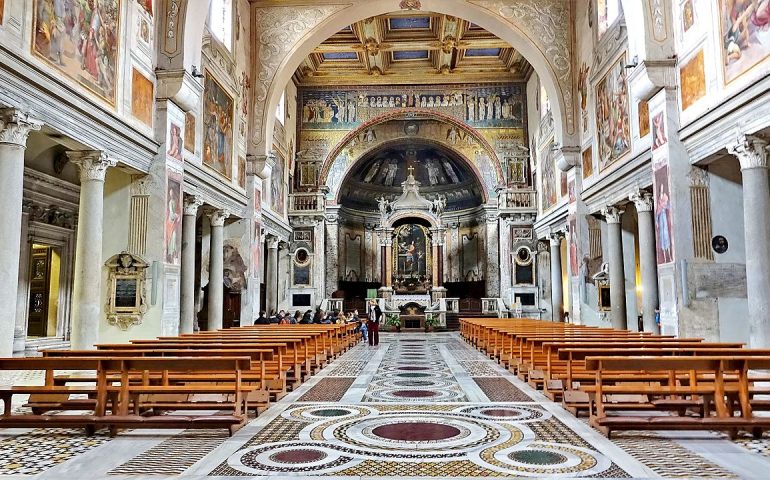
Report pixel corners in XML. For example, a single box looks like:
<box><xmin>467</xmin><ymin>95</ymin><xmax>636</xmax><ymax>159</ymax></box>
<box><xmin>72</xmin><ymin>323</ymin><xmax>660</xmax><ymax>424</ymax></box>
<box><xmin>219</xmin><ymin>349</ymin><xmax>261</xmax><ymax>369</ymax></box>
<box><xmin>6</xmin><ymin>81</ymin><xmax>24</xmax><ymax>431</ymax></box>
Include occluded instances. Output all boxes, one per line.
<box><xmin>0</xmin><ymin>357</ymin><xmax>253</xmax><ymax>435</ymax></box>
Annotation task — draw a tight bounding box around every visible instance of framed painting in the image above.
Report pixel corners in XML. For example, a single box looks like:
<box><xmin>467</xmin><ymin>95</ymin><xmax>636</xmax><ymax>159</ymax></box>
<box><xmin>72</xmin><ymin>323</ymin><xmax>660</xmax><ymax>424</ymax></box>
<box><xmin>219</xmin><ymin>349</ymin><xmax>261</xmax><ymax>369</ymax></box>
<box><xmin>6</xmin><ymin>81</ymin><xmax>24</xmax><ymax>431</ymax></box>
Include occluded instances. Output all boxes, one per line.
<box><xmin>638</xmin><ymin>100</ymin><xmax>650</xmax><ymax>138</ymax></box>
<box><xmin>541</xmin><ymin>142</ymin><xmax>557</xmax><ymax>211</ymax></box>
<box><xmin>32</xmin><ymin>0</ymin><xmax>121</xmax><ymax>106</ymax></box>
<box><xmin>202</xmin><ymin>72</ymin><xmax>234</xmax><ymax>179</ymax></box>
<box><xmin>238</xmin><ymin>156</ymin><xmax>246</xmax><ymax>189</ymax></box>
<box><xmin>652</xmin><ymin>111</ymin><xmax>668</xmax><ymax>150</ymax></box>
<box><xmin>184</xmin><ymin>112</ymin><xmax>196</xmax><ymax>153</ymax></box>
<box><xmin>582</xmin><ymin>146</ymin><xmax>593</xmax><ymax>179</ymax></box>
<box><xmin>680</xmin><ymin>49</ymin><xmax>706</xmax><ymax>111</ymax></box>
<box><xmin>165</xmin><ymin>171</ymin><xmax>183</xmax><ymax>265</ymax></box>
<box><xmin>167</xmin><ymin>122</ymin><xmax>182</xmax><ymax>161</ymax></box>
<box><xmin>0</xmin><ymin>0</ymin><xmax>5</xmax><ymax>25</ymax></box>
<box><xmin>595</xmin><ymin>55</ymin><xmax>631</xmax><ymax>171</ymax></box>
<box><xmin>271</xmin><ymin>153</ymin><xmax>285</xmax><ymax>215</ymax></box>
<box><xmin>653</xmin><ymin>164</ymin><xmax>674</xmax><ymax>264</ymax></box>
<box><xmin>719</xmin><ymin>0</ymin><xmax>770</xmax><ymax>84</ymax></box>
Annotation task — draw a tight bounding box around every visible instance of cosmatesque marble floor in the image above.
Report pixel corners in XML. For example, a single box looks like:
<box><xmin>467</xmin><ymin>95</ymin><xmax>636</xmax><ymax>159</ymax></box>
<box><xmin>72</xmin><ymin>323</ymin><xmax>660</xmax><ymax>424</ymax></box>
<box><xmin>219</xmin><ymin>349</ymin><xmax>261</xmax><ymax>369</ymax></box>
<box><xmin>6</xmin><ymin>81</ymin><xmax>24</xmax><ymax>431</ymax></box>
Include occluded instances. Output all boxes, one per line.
<box><xmin>2</xmin><ymin>332</ymin><xmax>770</xmax><ymax>479</ymax></box>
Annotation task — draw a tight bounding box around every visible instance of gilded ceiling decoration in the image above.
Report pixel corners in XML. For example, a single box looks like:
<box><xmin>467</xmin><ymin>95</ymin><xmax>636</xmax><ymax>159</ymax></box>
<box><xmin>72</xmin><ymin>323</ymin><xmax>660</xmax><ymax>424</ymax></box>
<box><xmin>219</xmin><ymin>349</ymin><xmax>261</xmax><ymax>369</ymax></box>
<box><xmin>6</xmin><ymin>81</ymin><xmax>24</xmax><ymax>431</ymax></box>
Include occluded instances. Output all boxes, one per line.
<box><xmin>295</xmin><ymin>12</ymin><xmax>532</xmax><ymax>86</ymax></box>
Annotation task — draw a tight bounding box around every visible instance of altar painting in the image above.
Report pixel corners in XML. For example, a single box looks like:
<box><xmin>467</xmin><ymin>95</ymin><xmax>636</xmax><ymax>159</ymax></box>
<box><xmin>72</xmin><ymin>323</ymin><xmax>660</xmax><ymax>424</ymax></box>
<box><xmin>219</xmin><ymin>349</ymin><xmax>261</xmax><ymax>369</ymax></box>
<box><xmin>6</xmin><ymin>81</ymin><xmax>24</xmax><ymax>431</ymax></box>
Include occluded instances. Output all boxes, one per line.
<box><xmin>394</xmin><ymin>224</ymin><xmax>431</xmax><ymax>293</ymax></box>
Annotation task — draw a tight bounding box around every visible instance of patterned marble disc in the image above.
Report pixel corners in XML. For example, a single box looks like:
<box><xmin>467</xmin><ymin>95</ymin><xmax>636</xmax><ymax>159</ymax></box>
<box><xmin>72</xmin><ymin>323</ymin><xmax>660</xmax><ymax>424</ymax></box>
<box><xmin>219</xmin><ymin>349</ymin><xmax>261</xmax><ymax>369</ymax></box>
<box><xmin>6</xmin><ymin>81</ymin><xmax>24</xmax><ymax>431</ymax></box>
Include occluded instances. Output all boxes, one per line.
<box><xmin>227</xmin><ymin>441</ymin><xmax>362</xmax><ymax>475</ymax></box>
<box><xmin>455</xmin><ymin>405</ymin><xmax>551</xmax><ymax>423</ymax></box>
<box><xmin>477</xmin><ymin>441</ymin><xmax>612</xmax><ymax>477</ymax></box>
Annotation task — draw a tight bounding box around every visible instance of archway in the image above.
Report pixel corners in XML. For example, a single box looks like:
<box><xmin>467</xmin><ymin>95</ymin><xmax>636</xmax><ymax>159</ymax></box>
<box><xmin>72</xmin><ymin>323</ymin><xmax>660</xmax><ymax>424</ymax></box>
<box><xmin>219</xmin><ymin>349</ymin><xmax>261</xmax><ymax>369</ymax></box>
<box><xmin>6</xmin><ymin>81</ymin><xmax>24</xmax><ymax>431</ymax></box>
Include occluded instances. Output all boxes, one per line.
<box><xmin>248</xmin><ymin>0</ymin><xmax>575</xmax><ymax>156</ymax></box>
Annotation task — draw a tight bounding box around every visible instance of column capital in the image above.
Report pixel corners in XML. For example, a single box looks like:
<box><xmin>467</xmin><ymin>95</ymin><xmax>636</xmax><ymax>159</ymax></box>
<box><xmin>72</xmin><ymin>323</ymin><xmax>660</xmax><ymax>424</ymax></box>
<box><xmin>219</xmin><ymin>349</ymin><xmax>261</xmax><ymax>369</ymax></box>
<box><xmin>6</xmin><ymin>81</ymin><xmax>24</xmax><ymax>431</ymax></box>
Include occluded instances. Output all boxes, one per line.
<box><xmin>206</xmin><ymin>208</ymin><xmax>230</xmax><ymax>227</ymax></box>
<box><xmin>601</xmin><ymin>205</ymin><xmax>624</xmax><ymax>224</ymax></box>
<box><xmin>267</xmin><ymin>235</ymin><xmax>280</xmax><ymax>249</ymax></box>
<box><xmin>629</xmin><ymin>189</ymin><xmax>654</xmax><ymax>212</ymax></box>
<box><xmin>0</xmin><ymin>108</ymin><xmax>42</xmax><ymax>147</ymax></box>
<box><xmin>549</xmin><ymin>231</ymin><xmax>564</xmax><ymax>247</ymax></box>
<box><xmin>183</xmin><ymin>195</ymin><xmax>204</xmax><ymax>216</ymax></box>
<box><xmin>66</xmin><ymin>151</ymin><xmax>117</xmax><ymax>182</ymax></box>
<box><xmin>727</xmin><ymin>134</ymin><xmax>769</xmax><ymax>170</ymax></box>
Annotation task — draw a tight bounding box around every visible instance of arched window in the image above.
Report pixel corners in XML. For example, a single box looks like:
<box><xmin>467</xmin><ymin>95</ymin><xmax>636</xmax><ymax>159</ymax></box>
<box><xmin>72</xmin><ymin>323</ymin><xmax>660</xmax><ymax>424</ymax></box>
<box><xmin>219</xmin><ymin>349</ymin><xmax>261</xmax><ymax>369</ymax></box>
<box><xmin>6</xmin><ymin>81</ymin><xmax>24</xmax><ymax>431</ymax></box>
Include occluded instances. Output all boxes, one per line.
<box><xmin>275</xmin><ymin>92</ymin><xmax>286</xmax><ymax>125</ymax></box>
<box><xmin>209</xmin><ymin>0</ymin><xmax>233</xmax><ymax>51</ymax></box>
<box><xmin>597</xmin><ymin>0</ymin><xmax>621</xmax><ymax>38</ymax></box>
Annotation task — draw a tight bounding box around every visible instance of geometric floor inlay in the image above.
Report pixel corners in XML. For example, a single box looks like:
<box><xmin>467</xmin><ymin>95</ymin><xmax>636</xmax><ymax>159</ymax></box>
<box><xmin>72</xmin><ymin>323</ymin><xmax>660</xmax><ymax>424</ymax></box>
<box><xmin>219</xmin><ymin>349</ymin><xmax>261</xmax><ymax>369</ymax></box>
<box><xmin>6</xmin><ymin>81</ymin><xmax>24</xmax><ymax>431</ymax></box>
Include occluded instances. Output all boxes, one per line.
<box><xmin>0</xmin><ymin>428</ymin><xmax>111</xmax><ymax>475</ymax></box>
<box><xmin>210</xmin><ymin>403</ymin><xmax>632</xmax><ymax>477</ymax></box>
<box><xmin>298</xmin><ymin>377</ymin><xmax>356</xmax><ymax>402</ymax></box>
<box><xmin>473</xmin><ymin>377</ymin><xmax>534</xmax><ymax>402</ymax></box>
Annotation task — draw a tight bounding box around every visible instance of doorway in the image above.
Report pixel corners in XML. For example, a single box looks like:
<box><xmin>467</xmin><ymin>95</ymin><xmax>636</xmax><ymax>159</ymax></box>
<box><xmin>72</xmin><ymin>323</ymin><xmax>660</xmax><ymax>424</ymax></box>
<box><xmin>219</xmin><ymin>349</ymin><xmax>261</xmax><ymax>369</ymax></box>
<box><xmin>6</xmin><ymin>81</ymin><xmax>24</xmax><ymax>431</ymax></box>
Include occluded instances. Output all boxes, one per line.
<box><xmin>26</xmin><ymin>244</ymin><xmax>62</xmax><ymax>338</ymax></box>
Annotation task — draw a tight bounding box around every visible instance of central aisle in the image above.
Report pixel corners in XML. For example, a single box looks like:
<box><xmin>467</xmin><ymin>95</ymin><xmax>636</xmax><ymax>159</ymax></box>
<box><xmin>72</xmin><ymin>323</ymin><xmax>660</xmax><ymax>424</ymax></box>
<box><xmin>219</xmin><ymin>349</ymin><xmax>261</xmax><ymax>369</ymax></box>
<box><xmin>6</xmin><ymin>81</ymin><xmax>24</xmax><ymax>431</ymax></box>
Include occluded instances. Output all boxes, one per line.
<box><xmin>201</xmin><ymin>332</ymin><xmax>647</xmax><ymax>477</ymax></box>
<box><xmin>42</xmin><ymin>332</ymin><xmax>768</xmax><ymax>479</ymax></box>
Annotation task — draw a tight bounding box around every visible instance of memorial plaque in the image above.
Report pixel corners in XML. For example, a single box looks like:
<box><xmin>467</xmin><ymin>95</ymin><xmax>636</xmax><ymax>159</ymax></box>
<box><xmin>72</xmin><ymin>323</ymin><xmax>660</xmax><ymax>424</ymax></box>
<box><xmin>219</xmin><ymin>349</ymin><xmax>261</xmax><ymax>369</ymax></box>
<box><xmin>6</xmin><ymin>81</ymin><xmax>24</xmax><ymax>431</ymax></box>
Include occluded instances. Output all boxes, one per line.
<box><xmin>115</xmin><ymin>278</ymin><xmax>138</xmax><ymax>308</ymax></box>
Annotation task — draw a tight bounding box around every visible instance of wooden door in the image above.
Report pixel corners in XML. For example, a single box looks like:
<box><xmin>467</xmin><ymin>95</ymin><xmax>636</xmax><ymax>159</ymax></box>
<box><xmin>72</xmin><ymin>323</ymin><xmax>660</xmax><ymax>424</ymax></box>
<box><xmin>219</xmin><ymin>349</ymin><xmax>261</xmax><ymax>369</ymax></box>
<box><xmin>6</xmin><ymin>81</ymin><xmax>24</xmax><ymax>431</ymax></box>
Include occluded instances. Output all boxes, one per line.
<box><xmin>27</xmin><ymin>247</ymin><xmax>52</xmax><ymax>337</ymax></box>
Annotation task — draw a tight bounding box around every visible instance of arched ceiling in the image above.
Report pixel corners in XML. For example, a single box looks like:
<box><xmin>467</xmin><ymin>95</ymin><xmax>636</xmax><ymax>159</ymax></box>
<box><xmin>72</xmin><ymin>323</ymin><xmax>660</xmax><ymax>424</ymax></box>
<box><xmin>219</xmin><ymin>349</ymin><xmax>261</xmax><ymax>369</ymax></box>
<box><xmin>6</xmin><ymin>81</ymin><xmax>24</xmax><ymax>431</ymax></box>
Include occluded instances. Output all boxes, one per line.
<box><xmin>294</xmin><ymin>12</ymin><xmax>533</xmax><ymax>86</ymax></box>
<box><xmin>339</xmin><ymin>142</ymin><xmax>484</xmax><ymax>212</ymax></box>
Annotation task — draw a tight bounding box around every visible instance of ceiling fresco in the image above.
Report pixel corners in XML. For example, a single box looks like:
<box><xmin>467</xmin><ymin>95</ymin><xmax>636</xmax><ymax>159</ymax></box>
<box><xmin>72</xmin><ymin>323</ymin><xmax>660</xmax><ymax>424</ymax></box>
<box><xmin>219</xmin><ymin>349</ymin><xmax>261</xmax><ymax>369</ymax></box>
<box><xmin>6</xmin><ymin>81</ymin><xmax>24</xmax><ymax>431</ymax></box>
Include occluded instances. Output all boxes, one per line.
<box><xmin>295</xmin><ymin>13</ymin><xmax>532</xmax><ymax>86</ymax></box>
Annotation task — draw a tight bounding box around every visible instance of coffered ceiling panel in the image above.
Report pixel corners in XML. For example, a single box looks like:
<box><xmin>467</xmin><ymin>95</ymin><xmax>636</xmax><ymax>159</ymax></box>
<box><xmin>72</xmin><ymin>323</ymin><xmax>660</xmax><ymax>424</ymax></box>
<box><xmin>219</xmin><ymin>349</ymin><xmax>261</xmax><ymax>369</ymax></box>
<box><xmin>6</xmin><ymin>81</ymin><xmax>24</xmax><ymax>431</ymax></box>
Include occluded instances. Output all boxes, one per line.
<box><xmin>295</xmin><ymin>13</ymin><xmax>532</xmax><ymax>86</ymax></box>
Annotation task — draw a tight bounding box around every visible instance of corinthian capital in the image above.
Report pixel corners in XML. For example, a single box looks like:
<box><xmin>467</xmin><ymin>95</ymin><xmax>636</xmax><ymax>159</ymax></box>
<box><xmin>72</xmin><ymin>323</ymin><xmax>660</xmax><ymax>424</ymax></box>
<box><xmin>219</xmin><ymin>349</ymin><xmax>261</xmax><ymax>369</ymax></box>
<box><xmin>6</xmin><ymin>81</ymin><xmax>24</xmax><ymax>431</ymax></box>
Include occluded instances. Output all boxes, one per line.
<box><xmin>727</xmin><ymin>134</ymin><xmax>769</xmax><ymax>170</ymax></box>
<box><xmin>183</xmin><ymin>195</ymin><xmax>204</xmax><ymax>216</ymax></box>
<box><xmin>206</xmin><ymin>208</ymin><xmax>230</xmax><ymax>227</ymax></box>
<box><xmin>549</xmin><ymin>231</ymin><xmax>564</xmax><ymax>246</ymax></box>
<box><xmin>66</xmin><ymin>150</ymin><xmax>117</xmax><ymax>182</ymax></box>
<box><xmin>0</xmin><ymin>108</ymin><xmax>43</xmax><ymax>147</ymax></box>
<box><xmin>601</xmin><ymin>205</ymin><xmax>624</xmax><ymax>224</ymax></box>
<box><xmin>629</xmin><ymin>189</ymin><xmax>654</xmax><ymax>212</ymax></box>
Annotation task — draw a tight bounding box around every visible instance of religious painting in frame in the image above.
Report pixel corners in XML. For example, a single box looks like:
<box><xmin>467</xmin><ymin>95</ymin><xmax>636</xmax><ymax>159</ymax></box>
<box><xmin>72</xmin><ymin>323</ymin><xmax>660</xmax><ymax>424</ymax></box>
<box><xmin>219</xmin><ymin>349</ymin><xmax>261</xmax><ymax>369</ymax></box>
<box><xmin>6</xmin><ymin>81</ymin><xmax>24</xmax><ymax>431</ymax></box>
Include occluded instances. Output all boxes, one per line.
<box><xmin>595</xmin><ymin>55</ymin><xmax>631</xmax><ymax>171</ymax></box>
<box><xmin>682</xmin><ymin>0</ymin><xmax>695</xmax><ymax>33</ymax></box>
<box><xmin>167</xmin><ymin>122</ymin><xmax>183</xmax><ymax>161</ymax></box>
<box><xmin>32</xmin><ymin>0</ymin><xmax>121</xmax><ymax>106</ymax></box>
<box><xmin>184</xmin><ymin>112</ymin><xmax>196</xmax><ymax>153</ymax></box>
<box><xmin>132</xmin><ymin>68</ymin><xmax>154</xmax><ymax>127</ymax></box>
<box><xmin>238</xmin><ymin>156</ymin><xmax>247</xmax><ymax>189</ymax></box>
<box><xmin>582</xmin><ymin>146</ymin><xmax>594</xmax><ymax>179</ymax></box>
<box><xmin>680</xmin><ymin>49</ymin><xmax>706</xmax><ymax>111</ymax></box>
<box><xmin>202</xmin><ymin>72</ymin><xmax>234</xmax><ymax>179</ymax></box>
<box><xmin>653</xmin><ymin>163</ymin><xmax>674</xmax><ymax>264</ymax></box>
<box><xmin>652</xmin><ymin>111</ymin><xmax>668</xmax><ymax>150</ymax></box>
<box><xmin>252</xmin><ymin>221</ymin><xmax>261</xmax><ymax>279</ymax></box>
<box><xmin>560</xmin><ymin>171</ymin><xmax>568</xmax><ymax>198</ymax></box>
<box><xmin>165</xmin><ymin>170</ymin><xmax>183</xmax><ymax>265</ymax></box>
<box><xmin>719</xmin><ymin>0</ymin><xmax>770</xmax><ymax>84</ymax></box>
<box><xmin>271</xmin><ymin>153</ymin><xmax>285</xmax><ymax>215</ymax></box>
<box><xmin>568</xmin><ymin>214</ymin><xmax>578</xmax><ymax>276</ymax></box>
<box><xmin>394</xmin><ymin>224</ymin><xmax>431</xmax><ymax>292</ymax></box>
<box><xmin>638</xmin><ymin>100</ymin><xmax>650</xmax><ymax>138</ymax></box>
<box><xmin>541</xmin><ymin>142</ymin><xmax>558</xmax><ymax>212</ymax></box>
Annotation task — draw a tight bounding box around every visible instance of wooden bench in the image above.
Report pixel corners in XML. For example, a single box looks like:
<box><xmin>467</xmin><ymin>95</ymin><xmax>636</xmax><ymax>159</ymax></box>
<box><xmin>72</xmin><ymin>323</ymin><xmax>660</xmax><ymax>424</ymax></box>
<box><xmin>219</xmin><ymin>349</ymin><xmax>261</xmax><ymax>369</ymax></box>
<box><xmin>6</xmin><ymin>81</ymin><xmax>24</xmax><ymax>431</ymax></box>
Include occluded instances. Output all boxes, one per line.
<box><xmin>0</xmin><ymin>356</ymin><xmax>254</xmax><ymax>435</ymax></box>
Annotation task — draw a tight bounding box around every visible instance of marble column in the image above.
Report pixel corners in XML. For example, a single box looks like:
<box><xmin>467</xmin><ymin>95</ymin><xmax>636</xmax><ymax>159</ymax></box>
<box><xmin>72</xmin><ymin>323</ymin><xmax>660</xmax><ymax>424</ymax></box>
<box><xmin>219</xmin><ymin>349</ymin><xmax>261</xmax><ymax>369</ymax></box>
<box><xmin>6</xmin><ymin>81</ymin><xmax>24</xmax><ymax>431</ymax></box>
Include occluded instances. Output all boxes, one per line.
<box><xmin>266</xmin><ymin>236</ymin><xmax>279</xmax><ymax>314</ymax></box>
<box><xmin>180</xmin><ymin>196</ymin><xmax>203</xmax><ymax>334</ymax></box>
<box><xmin>728</xmin><ymin>135</ymin><xmax>770</xmax><ymax>348</ymax></box>
<box><xmin>549</xmin><ymin>233</ymin><xmax>564</xmax><ymax>322</ymax></box>
<box><xmin>0</xmin><ymin>109</ymin><xmax>41</xmax><ymax>356</ymax></box>
<box><xmin>485</xmin><ymin>210</ymin><xmax>500</xmax><ymax>297</ymax></box>
<box><xmin>602</xmin><ymin>206</ymin><xmax>627</xmax><ymax>330</ymax></box>
<box><xmin>67</xmin><ymin>151</ymin><xmax>117</xmax><ymax>349</ymax></box>
<box><xmin>206</xmin><ymin>209</ymin><xmax>229</xmax><ymax>331</ymax></box>
<box><xmin>630</xmin><ymin>190</ymin><xmax>659</xmax><ymax>333</ymax></box>
<box><xmin>324</xmin><ymin>213</ymin><xmax>339</xmax><ymax>298</ymax></box>
<box><xmin>499</xmin><ymin>218</ymin><xmax>513</xmax><ymax>306</ymax></box>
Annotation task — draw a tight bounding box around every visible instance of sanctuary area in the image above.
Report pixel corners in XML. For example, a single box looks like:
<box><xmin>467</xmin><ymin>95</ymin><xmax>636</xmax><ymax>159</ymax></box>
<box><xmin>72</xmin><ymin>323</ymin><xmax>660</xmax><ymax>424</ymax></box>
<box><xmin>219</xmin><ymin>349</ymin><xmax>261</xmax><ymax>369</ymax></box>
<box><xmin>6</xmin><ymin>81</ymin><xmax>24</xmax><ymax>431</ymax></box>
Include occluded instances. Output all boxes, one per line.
<box><xmin>2</xmin><ymin>0</ymin><xmax>770</xmax><ymax>478</ymax></box>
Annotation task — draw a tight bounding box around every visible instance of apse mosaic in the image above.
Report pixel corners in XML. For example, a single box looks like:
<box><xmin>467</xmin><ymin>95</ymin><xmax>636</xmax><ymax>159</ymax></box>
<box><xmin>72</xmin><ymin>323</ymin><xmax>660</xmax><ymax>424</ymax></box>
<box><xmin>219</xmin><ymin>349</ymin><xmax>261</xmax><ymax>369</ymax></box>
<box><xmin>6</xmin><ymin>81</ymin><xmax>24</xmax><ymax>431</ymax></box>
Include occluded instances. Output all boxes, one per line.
<box><xmin>300</xmin><ymin>84</ymin><xmax>525</xmax><ymax>130</ymax></box>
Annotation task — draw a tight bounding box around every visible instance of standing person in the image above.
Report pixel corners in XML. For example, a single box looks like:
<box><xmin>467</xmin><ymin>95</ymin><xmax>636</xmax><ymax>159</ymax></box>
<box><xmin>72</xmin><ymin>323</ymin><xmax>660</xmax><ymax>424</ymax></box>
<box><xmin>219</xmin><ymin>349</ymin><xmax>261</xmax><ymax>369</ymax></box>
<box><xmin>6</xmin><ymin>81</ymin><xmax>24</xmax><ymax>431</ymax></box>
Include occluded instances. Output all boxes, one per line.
<box><xmin>368</xmin><ymin>300</ymin><xmax>381</xmax><ymax>346</ymax></box>
<box><xmin>360</xmin><ymin>317</ymin><xmax>368</xmax><ymax>343</ymax></box>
